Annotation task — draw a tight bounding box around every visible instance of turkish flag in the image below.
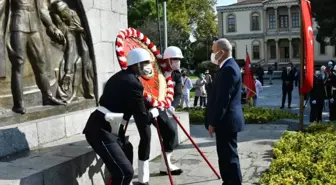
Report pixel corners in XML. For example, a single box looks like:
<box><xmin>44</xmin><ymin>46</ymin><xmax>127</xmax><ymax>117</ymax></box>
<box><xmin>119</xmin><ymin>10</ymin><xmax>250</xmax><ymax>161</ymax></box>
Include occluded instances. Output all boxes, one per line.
<box><xmin>243</xmin><ymin>50</ymin><xmax>256</xmax><ymax>99</ymax></box>
<box><xmin>299</xmin><ymin>0</ymin><xmax>314</xmax><ymax>94</ymax></box>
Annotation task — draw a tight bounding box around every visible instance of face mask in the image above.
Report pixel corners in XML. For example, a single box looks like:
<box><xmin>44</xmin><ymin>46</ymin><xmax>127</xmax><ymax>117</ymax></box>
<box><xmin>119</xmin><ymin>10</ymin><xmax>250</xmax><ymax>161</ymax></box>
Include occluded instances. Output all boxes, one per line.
<box><xmin>171</xmin><ymin>60</ymin><xmax>181</xmax><ymax>71</ymax></box>
<box><xmin>138</xmin><ymin>63</ymin><xmax>154</xmax><ymax>80</ymax></box>
<box><xmin>315</xmin><ymin>71</ymin><xmax>321</xmax><ymax>76</ymax></box>
<box><xmin>210</xmin><ymin>51</ymin><xmax>223</xmax><ymax>65</ymax></box>
<box><xmin>328</xmin><ymin>62</ymin><xmax>333</xmax><ymax>68</ymax></box>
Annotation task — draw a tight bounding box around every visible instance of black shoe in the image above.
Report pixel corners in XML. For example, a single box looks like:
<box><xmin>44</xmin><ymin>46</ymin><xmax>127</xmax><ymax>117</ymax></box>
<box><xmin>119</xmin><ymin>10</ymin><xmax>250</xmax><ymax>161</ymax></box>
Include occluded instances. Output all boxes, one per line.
<box><xmin>280</xmin><ymin>106</ymin><xmax>284</xmax><ymax>109</ymax></box>
<box><xmin>288</xmin><ymin>106</ymin><xmax>292</xmax><ymax>109</ymax></box>
<box><xmin>160</xmin><ymin>169</ymin><xmax>183</xmax><ymax>176</ymax></box>
<box><xmin>12</xmin><ymin>106</ymin><xmax>26</xmax><ymax>114</ymax></box>
<box><xmin>43</xmin><ymin>97</ymin><xmax>67</xmax><ymax>106</ymax></box>
<box><xmin>138</xmin><ymin>182</ymin><xmax>149</xmax><ymax>185</ymax></box>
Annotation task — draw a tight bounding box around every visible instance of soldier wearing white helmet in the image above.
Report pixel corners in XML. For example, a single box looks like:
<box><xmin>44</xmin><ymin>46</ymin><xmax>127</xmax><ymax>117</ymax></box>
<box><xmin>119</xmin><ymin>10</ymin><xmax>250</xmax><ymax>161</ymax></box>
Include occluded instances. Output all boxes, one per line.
<box><xmin>83</xmin><ymin>48</ymin><xmax>159</xmax><ymax>185</ymax></box>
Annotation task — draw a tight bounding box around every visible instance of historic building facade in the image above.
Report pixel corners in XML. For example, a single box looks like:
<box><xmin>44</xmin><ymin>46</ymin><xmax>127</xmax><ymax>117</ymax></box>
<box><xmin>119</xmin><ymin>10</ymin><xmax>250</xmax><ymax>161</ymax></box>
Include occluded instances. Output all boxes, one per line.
<box><xmin>217</xmin><ymin>0</ymin><xmax>336</xmax><ymax>65</ymax></box>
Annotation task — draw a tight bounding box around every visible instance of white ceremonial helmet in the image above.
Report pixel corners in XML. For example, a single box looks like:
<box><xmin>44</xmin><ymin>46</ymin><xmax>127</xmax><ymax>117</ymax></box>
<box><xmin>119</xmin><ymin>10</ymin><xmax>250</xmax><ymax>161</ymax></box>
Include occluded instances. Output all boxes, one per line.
<box><xmin>127</xmin><ymin>48</ymin><xmax>152</xmax><ymax>66</ymax></box>
<box><xmin>163</xmin><ymin>46</ymin><xmax>184</xmax><ymax>59</ymax></box>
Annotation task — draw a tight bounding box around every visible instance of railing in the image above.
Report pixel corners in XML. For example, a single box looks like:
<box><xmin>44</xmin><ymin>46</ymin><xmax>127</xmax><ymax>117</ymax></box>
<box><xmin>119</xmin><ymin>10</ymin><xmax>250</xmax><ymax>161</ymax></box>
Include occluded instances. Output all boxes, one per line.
<box><xmin>278</xmin><ymin>27</ymin><xmax>289</xmax><ymax>32</ymax></box>
<box><xmin>255</xmin><ymin>59</ymin><xmax>266</xmax><ymax>66</ymax></box>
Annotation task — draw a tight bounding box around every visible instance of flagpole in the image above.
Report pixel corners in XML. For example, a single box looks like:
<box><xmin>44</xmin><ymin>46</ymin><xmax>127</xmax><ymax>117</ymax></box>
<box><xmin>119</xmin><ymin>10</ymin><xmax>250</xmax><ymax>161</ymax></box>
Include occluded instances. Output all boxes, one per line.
<box><xmin>299</xmin><ymin>0</ymin><xmax>305</xmax><ymax>131</ymax></box>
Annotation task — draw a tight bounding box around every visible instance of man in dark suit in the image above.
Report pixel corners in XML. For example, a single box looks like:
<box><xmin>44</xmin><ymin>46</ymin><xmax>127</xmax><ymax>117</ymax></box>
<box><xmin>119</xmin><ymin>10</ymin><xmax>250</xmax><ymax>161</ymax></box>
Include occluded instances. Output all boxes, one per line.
<box><xmin>205</xmin><ymin>38</ymin><xmax>245</xmax><ymax>185</ymax></box>
<box><xmin>281</xmin><ymin>65</ymin><xmax>296</xmax><ymax>109</ymax></box>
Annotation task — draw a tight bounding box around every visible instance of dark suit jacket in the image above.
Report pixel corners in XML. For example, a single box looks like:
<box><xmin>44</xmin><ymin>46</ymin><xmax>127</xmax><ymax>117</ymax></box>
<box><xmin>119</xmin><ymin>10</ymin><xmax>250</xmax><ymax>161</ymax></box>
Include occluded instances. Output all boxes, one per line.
<box><xmin>281</xmin><ymin>69</ymin><xmax>295</xmax><ymax>91</ymax></box>
<box><xmin>205</xmin><ymin>58</ymin><xmax>245</xmax><ymax>133</ymax></box>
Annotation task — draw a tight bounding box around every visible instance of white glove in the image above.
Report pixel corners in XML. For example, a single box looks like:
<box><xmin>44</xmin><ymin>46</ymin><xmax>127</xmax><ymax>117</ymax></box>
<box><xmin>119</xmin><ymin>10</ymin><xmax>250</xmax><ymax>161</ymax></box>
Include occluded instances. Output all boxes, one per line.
<box><xmin>121</xmin><ymin>119</ymin><xmax>127</xmax><ymax>125</ymax></box>
<box><xmin>168</xmin><ymin>106</ymin><xmax>175</xmax><ymax>115</ymax></box>
<box><xmin>149</xmin><ymin>108</ymin><xmax>159</xmax><ymax>118</ymax></box>
<box><xmin>104</xmin><ymin>113</ymin><xmax>115</xmax><ymax>123</ymax></box>
<box><xmin>330</xmin><ymin>98</ymin><xmax>334</xmax><ymax>103</ymax></box>
<box><xmin>311</xmin><ymin>100</ymin><xmax>316</xmax><ymax>104</ymax></box>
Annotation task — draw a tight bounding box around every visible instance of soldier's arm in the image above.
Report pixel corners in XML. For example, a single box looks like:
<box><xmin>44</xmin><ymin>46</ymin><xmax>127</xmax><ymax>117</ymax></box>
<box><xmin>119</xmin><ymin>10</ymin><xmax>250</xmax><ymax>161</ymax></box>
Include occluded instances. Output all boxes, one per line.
<box><xmin>39</xmin><ymin>8</ymin><xmax>57</xmax><ymax>30</ymax></box>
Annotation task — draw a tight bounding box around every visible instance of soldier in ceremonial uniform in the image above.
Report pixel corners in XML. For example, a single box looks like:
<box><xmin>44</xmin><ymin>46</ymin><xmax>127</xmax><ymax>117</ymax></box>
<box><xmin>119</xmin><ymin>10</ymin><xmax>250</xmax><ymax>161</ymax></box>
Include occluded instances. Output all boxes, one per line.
<box><xmin>83</xmin><ymin>48</ymin><xmax>159</xmax><ymax>185</ymax></box>
<box><xmin>122</xmin><ymin>46</ymin><xmax>184</xmax><ymax>185</ymax></box>
<box><xmin>310</xmin><ymin>70</ymin><xmax>326</xmax><ymax>122</ymax></box>
<box><xmin>164</xmin><ymin>46</ymin><xmax>184</xmax><ymax>108</ymax></box>
<box><xmin>280</xmin><ymin>65</ymin><xmax>296</xmax><ymax>109</ymax></box>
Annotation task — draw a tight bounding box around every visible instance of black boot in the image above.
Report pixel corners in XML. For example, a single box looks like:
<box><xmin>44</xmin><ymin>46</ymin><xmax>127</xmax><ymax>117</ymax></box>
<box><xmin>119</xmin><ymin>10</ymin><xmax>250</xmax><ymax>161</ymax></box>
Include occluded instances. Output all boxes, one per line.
<box><xmin>12</xmin><ymin>101</ymin><xmax>26</xmax><ymax>114</ymax></box>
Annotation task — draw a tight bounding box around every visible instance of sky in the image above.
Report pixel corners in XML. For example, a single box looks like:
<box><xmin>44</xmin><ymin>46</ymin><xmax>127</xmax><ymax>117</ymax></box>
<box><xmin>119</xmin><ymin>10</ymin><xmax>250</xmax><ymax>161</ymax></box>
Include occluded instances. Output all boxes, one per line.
<box><xmin>217</xmin><ymin>0</ymin><xmax>237</xmax><ymax>6</ymax></box>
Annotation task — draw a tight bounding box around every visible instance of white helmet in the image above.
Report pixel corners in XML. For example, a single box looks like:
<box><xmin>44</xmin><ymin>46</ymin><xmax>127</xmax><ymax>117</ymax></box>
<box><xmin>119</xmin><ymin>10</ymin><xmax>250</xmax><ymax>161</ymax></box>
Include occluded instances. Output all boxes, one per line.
<box><xmin>127</xmin><ymin>48</ymin><xmax>151</xmax><ymax>66</ymax></box>
<box><xmin>163</xmin><ymin>46</ymin><xmax>183</xmax><ymax>59</ymax></box>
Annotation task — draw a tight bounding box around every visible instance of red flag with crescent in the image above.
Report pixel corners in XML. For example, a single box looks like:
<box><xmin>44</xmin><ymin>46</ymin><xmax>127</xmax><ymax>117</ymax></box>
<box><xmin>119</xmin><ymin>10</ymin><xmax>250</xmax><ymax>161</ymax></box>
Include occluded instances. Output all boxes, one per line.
<box><xmin>299</xmin><ymin>0</ymin><xmax>314</xmax><ymax>94</ymax></box>
<box><xmin>115</xmin><ymin>28</ymin><xmax>174</xmax><ymax>109</ymax></box>
<box><xmin>243</xmin><ymin>50</ymin><xmax>256</xmax><ymax>100</ymax></box>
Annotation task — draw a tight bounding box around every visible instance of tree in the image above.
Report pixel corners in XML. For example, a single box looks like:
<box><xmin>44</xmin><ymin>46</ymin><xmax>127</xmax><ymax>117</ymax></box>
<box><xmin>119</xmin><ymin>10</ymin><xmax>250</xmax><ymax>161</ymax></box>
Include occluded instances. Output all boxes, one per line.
<box><xmin>311</xmin><ymin>0</ymin><xmax>336</xmax><ymax>45</ymax></box>
<box><xmin>127</xmin><ymin>0</ymin><xmax>218</xmax><ymax>67</ymax></box>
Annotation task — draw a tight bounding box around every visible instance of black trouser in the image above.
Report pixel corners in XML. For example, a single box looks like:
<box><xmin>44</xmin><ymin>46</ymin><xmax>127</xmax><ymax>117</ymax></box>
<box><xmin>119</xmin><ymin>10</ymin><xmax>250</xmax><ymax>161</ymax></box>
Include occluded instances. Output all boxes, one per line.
<box><xmin>310</xmin><ymin>102</ymin><xmax>323</xmax><ymax>122</ymax></box>
<box><xmin>136</xmin><ymin>110</ymin><xmax>177</xmax><ymax>160</ymax></box>
<box><xmin>282</xmin><ymin>90</ymin><xmax>292</xmax><ymax>107</ymax></box>
<box><xmin>194</xmin><ymin>96</ymin><xmax>206</xmax><ymax>107</ymax></box>
<box><xmin>84</xmin><ymin>112</ymin><xmax>133</xmax><ymax>185</ymax></box>
<box><xmin>329</xmin><ymin>101</ymin><xmax>336</xmax><ymax>121</ymax></box>
<box><xmin>172</xmin><ymin>94</ymin><xmax>182</xmax><ymax>108</ymax></box>
<box><xmin>215</xmin><ymin>131</ymin><xmax>242</xmax><ymax>185</ymax></box>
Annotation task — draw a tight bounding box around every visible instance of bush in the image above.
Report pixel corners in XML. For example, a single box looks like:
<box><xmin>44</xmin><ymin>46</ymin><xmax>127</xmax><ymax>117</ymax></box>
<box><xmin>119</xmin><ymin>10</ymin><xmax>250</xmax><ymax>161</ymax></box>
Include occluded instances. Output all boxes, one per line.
<box><xmin>260</xmin><ymin>123</ymin><xmax>336</xmax><ymax>185</ymax></box>
<box><xmin>177</xmin><ymin>107</ymin><xmax>298</xmax><ymax>124</ymax></box>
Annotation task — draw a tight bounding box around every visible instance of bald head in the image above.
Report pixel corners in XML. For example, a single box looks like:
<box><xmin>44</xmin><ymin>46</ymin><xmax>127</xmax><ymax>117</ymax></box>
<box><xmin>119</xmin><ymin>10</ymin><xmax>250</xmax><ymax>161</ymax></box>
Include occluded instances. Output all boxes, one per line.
<box><xmin>211</xmin><ymin>38</ymin><xmax>232</xmax><ymax>65</ymax></box>
<box><xmin>215</xmin><ymin>39</ymin><xmax>232</xmax><ymax>54</ymax></box>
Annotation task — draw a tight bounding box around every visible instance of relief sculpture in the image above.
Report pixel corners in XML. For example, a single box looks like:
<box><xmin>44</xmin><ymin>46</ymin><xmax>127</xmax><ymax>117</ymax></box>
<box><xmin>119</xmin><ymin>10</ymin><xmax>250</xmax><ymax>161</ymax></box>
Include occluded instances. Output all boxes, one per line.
<box><xmin>0</xmin><ymin>0</ymin><xmax>96</xmax><ymax>115</ymax></box>
<box><xmin>49</xmin><ymin>0</ymin><xmax>95</xmax><ymax>103</ymax></box>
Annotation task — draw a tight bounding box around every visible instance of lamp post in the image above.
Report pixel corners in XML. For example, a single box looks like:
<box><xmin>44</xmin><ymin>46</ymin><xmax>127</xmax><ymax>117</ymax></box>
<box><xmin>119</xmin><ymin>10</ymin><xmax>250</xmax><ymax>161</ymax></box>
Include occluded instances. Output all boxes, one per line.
<box><xmin>163</xmin><ymin>0</ymin><xmax>168</xmax><ymax>50</ymax></box>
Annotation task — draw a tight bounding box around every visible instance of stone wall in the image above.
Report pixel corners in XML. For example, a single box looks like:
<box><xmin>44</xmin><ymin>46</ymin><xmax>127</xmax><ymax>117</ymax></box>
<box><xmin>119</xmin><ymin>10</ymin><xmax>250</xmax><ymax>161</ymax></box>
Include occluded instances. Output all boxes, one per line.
<box><xmin>82</xmin><ymin>0</ymin><xmax>128</xmax><ymax>97</ymax></box>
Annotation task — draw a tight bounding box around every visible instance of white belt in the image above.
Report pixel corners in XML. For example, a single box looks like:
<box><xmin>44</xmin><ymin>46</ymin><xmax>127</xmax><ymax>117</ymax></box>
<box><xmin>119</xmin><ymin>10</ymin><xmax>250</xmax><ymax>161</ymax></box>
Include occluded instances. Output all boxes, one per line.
<box><xmin>97</xmin><ymin>106</ymin><xmax>124</xmax><ymax>135</ymax></box>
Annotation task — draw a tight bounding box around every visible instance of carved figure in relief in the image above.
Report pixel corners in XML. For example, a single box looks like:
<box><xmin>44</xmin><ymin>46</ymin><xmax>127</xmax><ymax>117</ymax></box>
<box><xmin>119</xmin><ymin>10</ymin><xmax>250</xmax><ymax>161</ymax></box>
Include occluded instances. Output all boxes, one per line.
<box><xmin>49</xmin><ymin>0</ymin><xmax>94</xmax><ymax>103</ymax></box>
<box><xmin>5</xmin><ymin>0</ymin><xmax>67</xmax><ymax>114</ymax></box>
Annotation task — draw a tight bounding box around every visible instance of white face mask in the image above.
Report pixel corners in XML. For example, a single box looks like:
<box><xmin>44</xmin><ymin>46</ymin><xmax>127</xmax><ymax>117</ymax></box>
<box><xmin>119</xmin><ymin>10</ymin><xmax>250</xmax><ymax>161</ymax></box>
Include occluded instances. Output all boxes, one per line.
<box><xmin>210</xmin><ymin>51</ymin><xmax>223</xmax><ymax>65</ymax></box>
<box><xmin>138</xmin><ymin>63</ymin><xmax>154</xmax><ymax>79</ymax></box>
<box><xmin>171</xmin><ymin>60</ymin><xmax>181</xmax><ymax>71</ymax></box>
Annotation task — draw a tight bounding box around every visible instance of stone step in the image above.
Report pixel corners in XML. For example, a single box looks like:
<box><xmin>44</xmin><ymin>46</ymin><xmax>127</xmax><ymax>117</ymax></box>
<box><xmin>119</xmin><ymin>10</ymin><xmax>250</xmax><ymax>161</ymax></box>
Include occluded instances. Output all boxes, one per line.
<box><xmin>0</xmin><ymin>110</ymin><xmax>190</xmax><ymax>185</ymax></box>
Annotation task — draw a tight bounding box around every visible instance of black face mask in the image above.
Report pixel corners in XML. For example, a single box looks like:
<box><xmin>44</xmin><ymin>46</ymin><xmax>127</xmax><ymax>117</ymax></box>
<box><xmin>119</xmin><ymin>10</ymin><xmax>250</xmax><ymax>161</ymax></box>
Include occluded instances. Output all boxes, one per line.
<box><xmin>182</xmin><ymin>74</ymin><xmax>186</xmax><ymax>77</ymax></box>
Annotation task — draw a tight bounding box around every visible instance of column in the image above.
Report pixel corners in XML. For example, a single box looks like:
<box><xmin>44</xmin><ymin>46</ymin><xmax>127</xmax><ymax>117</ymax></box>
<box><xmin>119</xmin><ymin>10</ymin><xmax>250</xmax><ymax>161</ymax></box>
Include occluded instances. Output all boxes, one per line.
<box><xmin>264</xmin><ymin>40</ymin><xmax>268</xmax><ymax>61</ymax></box>
<box><xmin>289</xmin><ymin>39</ymin><xmax>292</xmax><ymax>62</ymax></box>
<box><xmin>288</xmin><ymin>6</ymin><xmax>292</xmax><ymax>30</ymax></box>
<box><xmin>276</xmin><ymin>39</ymin><xmax>279</xmax><ymax>62</ymax></box>
<box><xmin>274</xmin><ymin>7</ymin><xmax>278</xmax><ymax>30</ymax></box>
<box><xmin>263</xmin><ymin>7</ymin><xmax>267</xmax><ymax>31</ymax></box>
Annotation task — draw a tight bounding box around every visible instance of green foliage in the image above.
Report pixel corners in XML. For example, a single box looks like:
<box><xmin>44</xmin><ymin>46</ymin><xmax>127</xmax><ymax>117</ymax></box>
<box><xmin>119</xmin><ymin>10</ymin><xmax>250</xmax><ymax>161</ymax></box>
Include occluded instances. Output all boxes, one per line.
<box><xmin>127</xmin><ymin>0</ymin><xmax>218</xmax><ymax>67</ymax></box>
<box><xmin>311</xmin><ymin>0</ymin><xmax>336</xmax><ymax>45</ymax></box>
<box><xmin>177</xmin><ymin>107</ymin><xmax>298</xmax><ymax>124</ymax></box>
<box><xmin>260</xmin><ymin>123</ymin><xmax>336</xmax><ymax>185</ymax></box>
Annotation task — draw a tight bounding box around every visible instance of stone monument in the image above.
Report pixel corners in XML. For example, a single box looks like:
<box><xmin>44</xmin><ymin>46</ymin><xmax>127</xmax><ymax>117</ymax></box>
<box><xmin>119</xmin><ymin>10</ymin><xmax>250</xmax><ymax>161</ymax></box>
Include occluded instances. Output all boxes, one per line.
<box><xmin>0</xmin><ymin>0</ymin><xmax>97</xmax><ymax>123</ymax></box>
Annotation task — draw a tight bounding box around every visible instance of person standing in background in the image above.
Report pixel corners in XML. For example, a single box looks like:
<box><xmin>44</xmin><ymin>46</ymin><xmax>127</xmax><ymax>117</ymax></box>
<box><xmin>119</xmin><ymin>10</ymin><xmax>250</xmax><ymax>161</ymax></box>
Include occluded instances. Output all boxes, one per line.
<box><xmin>267</xmin><ymin>65</ymin><xmax>274</xmax><ymax>85</ymax></box>
<box><xmin>181</xmin><ymin>70</ymin><xmax>193</xmax><ymax>108</ymax></box>
<box><xmin>281</xmin><ymin>65</ymin><xmax>295</xmax><ymax>109</ymax></box>
<box><xmin>309</xmin><ymin>70</ymin><xmax>325</xmax><ymax>122</ymax></box>
<box><xmin>194</xmin><ymin>73</ymin><xmax>207</xmax><ymax>107</ymax></box>
<box><xmin>253</xmin><ymin>76</ymin><xmax>263</xmax><ymax>106</ymax></box>
<box><xmin>256</xmin><ymin>65</ymin><xmax>264</xmax><ymax>85</ymax></box>
<box><xmin>204</xmin><ymin>70</ymin><xmax>212</xmax><ymax>104</ymax></box>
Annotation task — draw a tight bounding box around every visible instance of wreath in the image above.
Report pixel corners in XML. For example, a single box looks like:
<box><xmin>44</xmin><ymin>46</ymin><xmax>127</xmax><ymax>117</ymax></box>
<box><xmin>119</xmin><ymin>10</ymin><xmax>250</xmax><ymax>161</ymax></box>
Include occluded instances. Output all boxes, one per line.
<box><xmin>115</xmin><ymin>27</ymin><xmax>174</xmax><ymax>109</ymax></box>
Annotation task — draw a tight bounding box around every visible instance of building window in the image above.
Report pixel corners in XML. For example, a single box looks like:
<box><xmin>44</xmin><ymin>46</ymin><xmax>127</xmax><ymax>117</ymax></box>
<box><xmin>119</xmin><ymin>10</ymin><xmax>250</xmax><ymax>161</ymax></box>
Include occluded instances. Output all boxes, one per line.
<box><xmin>292</xmin><ymin>40</ymin><xmax>300</xmax><ymax>58</ymax></box>
<box><xmin>232</xmin><ymin>46</ymin><xmax>236</xmax><ymax>59</ymax></box>
<box><xmin>270</xmin><ymin>45</ymin><xmax>276</xmax><ymax>59</ymax></box>
<box><xmin>269</xmin><ymin>14</ymin><xmax>276</xmax><ymax>29</ymax></box>
<box><xmin>251</xmin><ymin>13</ymin><xmax>260</xmax><ymax>31</ymax></box>
<box><xmin>253</xmin><ymin>45</ymin><xmax>260</xmax><ymax>59</ymax></box>
<box><xmin>320</xmin><ymin>43</ymin><xmax>326</xmax><ymax>54</ymax></box>
<box><xmin>292</xmin><ymin>12</ymin><xmax>300</xmax><ymax>28</ymax></box>
<box><xmin>227</xmin><ymin>14</ymin><xmax>236</xmax><ymax>32</ymax></box>
<box><xmin>279</xmin><ymin>15</ymin><xmax>289</xmax><ymax>28</ymax></box>
<box><xmin>334</xmin><ymin>46</ymin><xmax>336</xmax><ymax>57</ymax></box>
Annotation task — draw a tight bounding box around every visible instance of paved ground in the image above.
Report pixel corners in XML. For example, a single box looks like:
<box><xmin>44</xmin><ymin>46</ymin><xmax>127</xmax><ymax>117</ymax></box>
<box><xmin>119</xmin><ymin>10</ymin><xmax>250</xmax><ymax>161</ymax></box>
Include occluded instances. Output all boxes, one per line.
<box><xmin>131</xmin><ymin>79</ymin><xmax>299</xmax><ymax>185</ymax></box>
<box><xmin>132</xmin><ymin>124</ymin><xmax>288</xmax><ymax>185</ymax></box>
